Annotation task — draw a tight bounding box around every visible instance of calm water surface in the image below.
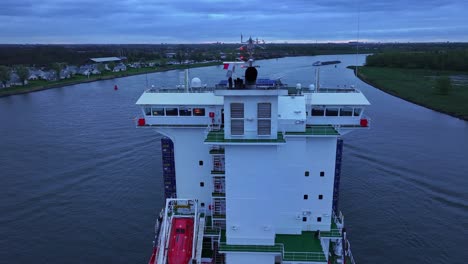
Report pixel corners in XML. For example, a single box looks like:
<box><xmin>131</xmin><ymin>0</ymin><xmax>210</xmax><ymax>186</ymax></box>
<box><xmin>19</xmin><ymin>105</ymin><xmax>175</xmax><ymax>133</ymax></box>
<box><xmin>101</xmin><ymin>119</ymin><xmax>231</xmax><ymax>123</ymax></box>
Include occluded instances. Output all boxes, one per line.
<box><xmin>1</xmin><ymin>55</ymin><xmax>467</xmax><ymax>264</ymax></box>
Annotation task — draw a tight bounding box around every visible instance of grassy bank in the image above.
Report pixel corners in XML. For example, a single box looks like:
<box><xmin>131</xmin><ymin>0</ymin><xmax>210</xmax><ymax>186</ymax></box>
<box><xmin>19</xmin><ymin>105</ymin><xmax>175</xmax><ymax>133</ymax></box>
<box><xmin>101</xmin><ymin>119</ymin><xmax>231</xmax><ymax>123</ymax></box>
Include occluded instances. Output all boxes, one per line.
<box><xmin>0</xmin><ymin>62</ymin><xmax>221</xmax><ymax>97</ymax></box>
<box><xmin>350</xmin><ymin>66</ymin><xmax>468</xmax><ymax>121</ymax></box>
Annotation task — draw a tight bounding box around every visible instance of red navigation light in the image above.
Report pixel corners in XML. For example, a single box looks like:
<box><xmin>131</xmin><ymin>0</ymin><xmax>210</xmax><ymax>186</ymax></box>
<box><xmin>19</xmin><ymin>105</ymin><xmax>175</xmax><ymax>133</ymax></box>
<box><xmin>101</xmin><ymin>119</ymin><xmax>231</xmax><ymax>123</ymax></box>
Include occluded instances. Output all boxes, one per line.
<box><xmin>209</xmin><ymin>112</ymin><xmax>215</xmax><ymax>118</ymax></box>
<box><xmin>138</xmin><ymin>118</ymin><xmax>146</xmax><ymax>126</ymax></box>
<box><xmin>360</xmin><ymin>118</ymin><xmax>368</xmax><ymax>127</ymax></box>
<box><xmin>240</xmin><ymin>56</ymin><xmax>244</xmax><ymax>60</ymax></box>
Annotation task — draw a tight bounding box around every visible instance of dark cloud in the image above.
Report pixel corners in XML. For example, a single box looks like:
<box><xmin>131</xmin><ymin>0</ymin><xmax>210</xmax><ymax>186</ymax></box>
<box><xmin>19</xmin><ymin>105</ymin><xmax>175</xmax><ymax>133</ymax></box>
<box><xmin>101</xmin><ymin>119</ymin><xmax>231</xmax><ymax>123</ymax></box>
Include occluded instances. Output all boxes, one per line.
<box><xmin>0</xmin><ymin>0</ymin><xmax>467</xmax><ymax>43</ymax></box>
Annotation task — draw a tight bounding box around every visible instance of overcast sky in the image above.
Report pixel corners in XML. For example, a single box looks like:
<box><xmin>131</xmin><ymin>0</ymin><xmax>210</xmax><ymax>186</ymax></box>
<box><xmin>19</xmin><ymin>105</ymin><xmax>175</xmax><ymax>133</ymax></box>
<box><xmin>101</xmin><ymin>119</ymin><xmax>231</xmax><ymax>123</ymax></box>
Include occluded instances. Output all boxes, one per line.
<box><xmin>1</xmin><ymin>0</ymin><xmax>467</xmax><ymax>44</ymax></box>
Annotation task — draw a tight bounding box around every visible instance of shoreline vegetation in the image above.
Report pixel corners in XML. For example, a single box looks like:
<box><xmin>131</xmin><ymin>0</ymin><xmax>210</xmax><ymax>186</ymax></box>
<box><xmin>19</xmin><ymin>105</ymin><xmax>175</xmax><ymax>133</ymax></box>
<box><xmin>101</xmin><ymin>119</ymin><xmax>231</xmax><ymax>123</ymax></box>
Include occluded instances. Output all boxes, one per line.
<box><xmin>349</xmin><ymin>66</ymin><xmax>468</xmax><ymax>121</ymax></box>
<box><xmin>0</xmin><ymin>62</ymin><xmax>221</xmax><ymax>97</ymax></box>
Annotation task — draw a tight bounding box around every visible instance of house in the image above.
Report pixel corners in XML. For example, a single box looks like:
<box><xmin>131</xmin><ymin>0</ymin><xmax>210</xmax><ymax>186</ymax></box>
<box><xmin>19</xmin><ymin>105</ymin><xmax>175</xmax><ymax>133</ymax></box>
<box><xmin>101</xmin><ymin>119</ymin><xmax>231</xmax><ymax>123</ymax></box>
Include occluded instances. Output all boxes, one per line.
<box><xmin>28</xmin><ymin>71</ymin><xmax>39</xmax><ymax>81</ymax></box>
<box><xmin>165</xmin><ymin>52</ymin><xmax>177</xmax><ymax>58</ymax></box>
<box><xmin>41</xmin><ymin>70</ymin><xmax>57</xmax><ymax>81</ymax></box>
<box><xmin>128</xmin><ymin>62</ymin><xmax>142</xmax><ymax>69</ymax></box>
<box><xmin>65</xmin><ymin>66</ymin><xmax>78</xmax><ymax>75</ymax></box>
<box><xmin>78</xmin><ymin>65</ymin><xmax>93</xmax><ymax>76</ymax></box>
<box><xmin>7</xmin><ymin>73</ymin><xmax>26</xmax><ymax>87</ymax></box>
<box><xmin>91</xmin><ymin>69</ymin><xmax>101</xmax><ymax>75</ymax></box>
<box><xmin>59</xmin><ymin>69</ymin><xmax>72</xmax><ymax>79</ymax></box>
<box><xmin>113</xmin><ymin>63</ymin><xmax>127</xmax><ymax>72</ymax></box>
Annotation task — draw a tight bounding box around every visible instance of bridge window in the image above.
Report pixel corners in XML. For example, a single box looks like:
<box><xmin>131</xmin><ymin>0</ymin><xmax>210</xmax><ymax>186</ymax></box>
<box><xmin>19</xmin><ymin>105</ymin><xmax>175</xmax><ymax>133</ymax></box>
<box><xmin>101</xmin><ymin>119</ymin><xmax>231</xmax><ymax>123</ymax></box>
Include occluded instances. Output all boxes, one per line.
<box><xmin>340</xmin><ymin>107</ymin><xmax>353</xmax><ymax>116</ymax></box>
<box><xmin>165</xmin><ymin>108</ymin><xmax>178</xmax><ymax>116</ymax></box>
<box><xmin>152</xmin><ymin>108</ymin><xmax>165</xmax><ymax>116</ymax></box>
<box><xmin>144</xmin><ymin>107</ymin><xmax>152</xmax><ymax>116</ymax></box>
<box><xmin>193</xmin><ymin>108</ymin><xmax>206</xmax><ymax>116</ymax></box>
<box><xmin>353</xmin><ymin>108</ymin><xmax>362</xmax><ymax>116</ymax></box>
<box><xmin>179</xmin><ymin>107</ymin><xmax>192</xmax><ymax>116</ymax></box>
<box><xmin>311</xmin><ymin>107</ymin><xmax>325</xmax><ymax>116</ymax></box>
<box><xmin>325</xmin><ymin>108</ymin><xmax>339</xmax><ymax>116</ymax></box>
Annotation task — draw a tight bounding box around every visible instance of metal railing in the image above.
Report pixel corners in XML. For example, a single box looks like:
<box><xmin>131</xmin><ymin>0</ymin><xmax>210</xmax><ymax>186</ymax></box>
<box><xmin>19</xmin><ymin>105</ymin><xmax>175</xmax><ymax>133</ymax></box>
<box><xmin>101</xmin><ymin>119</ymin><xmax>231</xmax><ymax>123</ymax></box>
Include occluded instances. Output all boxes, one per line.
<box><xmin>320</xmin><ymin>229</ymin><xmax>342</xmax><ymax>237</ymax></box>
<box><xmin>145</xmin><ymin>87</ymin><xmax>216</xmax><ymax>93</ymax></box>
<box><xmin>218</xmin><ymin>242</ymin><xmax>327</xmax><ymax>262</ymax></box>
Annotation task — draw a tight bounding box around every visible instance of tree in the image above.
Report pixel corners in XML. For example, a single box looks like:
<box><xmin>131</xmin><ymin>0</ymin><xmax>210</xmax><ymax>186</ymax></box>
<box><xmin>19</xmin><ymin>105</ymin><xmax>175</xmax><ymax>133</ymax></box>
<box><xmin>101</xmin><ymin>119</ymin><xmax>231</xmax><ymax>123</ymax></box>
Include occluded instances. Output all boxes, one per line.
<box><xmin>51</xmin><ymin>63</ymin><xmax>62</xmax><ymax>79</ymax></box>
<box><xmin>97</xmin><ymin>63</ymin><xmax>105</xmax><ymax>74</ymax></box>
<box><xmin>176</xmin><ymin>51</ymin><xmax>184</xmax><ymax>64</ymax></box>
<box><xmin>0</xmin><ymin>66</ymin><xmax>10</xmax><ymax>87</ymax></box>
<box><xmin>108</xmin><ymin>62</ymin><xmax>116</xmax><ymax>72</ymax></box>
<box><xmin>16</xmin><ymin>66</ymin><xmax>29</xmax><ymax>85</ymax></box>
<box><xmin>434</xmin><ymin>76</ymin><xmax>452</xmax><ymax>95</ymax></box>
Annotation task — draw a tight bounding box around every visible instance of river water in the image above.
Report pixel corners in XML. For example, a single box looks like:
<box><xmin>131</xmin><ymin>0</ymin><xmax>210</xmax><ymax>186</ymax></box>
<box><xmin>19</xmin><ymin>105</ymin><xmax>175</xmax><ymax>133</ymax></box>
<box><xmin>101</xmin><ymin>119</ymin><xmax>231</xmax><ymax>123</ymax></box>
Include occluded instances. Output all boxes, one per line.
<box><xmin>1</xmin><ymin>55</ymin><xmax>467</xmax><ymax>264</ymax></box>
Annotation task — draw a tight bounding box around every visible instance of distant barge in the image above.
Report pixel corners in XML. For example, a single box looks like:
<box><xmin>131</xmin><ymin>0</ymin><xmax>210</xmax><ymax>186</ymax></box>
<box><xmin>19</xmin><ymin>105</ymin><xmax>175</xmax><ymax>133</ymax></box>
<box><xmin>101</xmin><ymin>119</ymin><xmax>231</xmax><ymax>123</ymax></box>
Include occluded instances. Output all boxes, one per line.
<box><xmin>313</xmin><ymin>60</ymin><xmax>341</xmax><ymax>66</ymax></box>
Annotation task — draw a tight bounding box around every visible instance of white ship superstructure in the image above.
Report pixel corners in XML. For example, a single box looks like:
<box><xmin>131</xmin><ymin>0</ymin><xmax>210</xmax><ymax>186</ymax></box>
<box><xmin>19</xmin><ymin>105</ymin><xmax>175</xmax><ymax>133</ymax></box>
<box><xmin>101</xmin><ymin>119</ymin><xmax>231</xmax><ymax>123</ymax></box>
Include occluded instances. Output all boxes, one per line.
<box><xmin>137</xmin><ymin>42</ymin><xmax>370</xmax><ymax>264</ymax></box>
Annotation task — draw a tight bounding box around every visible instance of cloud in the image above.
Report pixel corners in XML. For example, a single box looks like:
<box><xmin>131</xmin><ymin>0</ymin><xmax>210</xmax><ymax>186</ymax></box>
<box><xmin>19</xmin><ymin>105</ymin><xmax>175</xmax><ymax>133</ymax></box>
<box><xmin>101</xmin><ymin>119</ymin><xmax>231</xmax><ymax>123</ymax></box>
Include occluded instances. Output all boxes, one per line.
<box><xmin>0</xmin><ymin>0</ymin><xmax>467</xmax><ymax>43</ymax></box>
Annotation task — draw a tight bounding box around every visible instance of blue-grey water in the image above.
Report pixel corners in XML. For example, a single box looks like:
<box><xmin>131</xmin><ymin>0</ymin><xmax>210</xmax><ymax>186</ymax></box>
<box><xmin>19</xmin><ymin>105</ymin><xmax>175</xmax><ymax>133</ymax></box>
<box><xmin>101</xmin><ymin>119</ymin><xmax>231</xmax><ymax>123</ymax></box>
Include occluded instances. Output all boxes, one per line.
<box><xmin>1</xmin><ymin>55</ymin><xmax>467</xmax><ymax>264</ymax></box>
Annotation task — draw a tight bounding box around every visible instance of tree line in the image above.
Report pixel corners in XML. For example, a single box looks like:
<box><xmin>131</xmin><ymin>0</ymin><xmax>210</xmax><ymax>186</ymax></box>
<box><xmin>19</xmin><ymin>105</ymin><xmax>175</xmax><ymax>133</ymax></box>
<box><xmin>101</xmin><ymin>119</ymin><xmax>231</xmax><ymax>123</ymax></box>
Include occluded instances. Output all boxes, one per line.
<box><xmin>365</xmin><ymin>50</ymin><xmax>468</xmax><ymax>71</ymax></box>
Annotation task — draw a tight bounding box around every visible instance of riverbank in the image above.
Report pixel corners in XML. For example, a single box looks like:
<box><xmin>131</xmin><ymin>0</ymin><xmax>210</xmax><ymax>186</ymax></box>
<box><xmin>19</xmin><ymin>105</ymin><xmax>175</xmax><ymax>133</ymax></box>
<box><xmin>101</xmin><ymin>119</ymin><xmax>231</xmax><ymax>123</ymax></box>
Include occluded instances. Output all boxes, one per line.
<box><xmin>349</xmin><ymin>66</ymin><xmax>468</xmax><ymax>121</ymax></box>
<box><xmin>0</xmin><ymin>62</ymin><xmax>221</xmax><ymax>97</ymax></box>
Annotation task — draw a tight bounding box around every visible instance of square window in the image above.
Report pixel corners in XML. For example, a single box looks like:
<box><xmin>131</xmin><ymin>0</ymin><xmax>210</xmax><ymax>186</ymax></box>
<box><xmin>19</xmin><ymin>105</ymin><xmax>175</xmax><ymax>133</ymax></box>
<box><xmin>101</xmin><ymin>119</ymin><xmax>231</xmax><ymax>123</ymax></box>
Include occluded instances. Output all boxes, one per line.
<box><xmin>302</xmin><ymin>217</ymin><xmax>307</xmax><ymax>222</ymax></box>
<box><xmin>317</xmin><ymin>217</ymin><xmax>322</xmax><ymax>222</ymax></box>
<box><xmin>199</xmin><ymin>160</ymin><xmax>203</xmax><ymax>166</ymax></box>
<box><xmin>201</xmin><ymin>203</ymin><xmax>205</xmax><ymax>207</ymax></box>
<box><xmin>305</xmin><ymin>171</ymin><xmax>309</xmax><ymax>177</ymax></box>
<box><xmin>303</xmin><ymin>194</ymin><xmax>308</xmax><ymax>200</ymax></box>
<box><xmin>200</xmin><ymin>182</ymin><xmax>204</xmax><ymax>187</ymax></box>
<box><xmin>320</xmin><ymin>171</ymin><xmax>325</xmax><ymax>177</ymax></box>
<box><xmin>318</xmin><ymin>195</ymin><xmax>323</xmax><ymax>200</ymax></box>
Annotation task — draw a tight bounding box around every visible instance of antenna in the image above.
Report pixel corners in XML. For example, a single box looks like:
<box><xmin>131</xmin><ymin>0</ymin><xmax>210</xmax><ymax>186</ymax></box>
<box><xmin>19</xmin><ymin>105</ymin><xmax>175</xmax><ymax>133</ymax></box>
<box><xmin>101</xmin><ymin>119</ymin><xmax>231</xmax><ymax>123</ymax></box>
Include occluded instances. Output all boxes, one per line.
<box><xmin>145</xmin><ymin>73</ymin><xmax>149</xmax><ymax>89</ymax></box>
<box><xmin>355</xmin><ymin>0</ymin><xmax>361</xmax><ymax>87</ymax></box>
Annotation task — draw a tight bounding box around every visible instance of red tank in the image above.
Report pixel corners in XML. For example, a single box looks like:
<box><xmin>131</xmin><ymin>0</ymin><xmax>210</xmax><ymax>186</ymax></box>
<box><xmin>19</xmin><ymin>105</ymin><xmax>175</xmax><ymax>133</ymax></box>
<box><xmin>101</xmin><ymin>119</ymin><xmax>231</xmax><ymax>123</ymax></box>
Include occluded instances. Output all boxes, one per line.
<box><xmin>167</xmin><ymin>217</ymin><xmax>194</xmax><ymax>264</ymax></box>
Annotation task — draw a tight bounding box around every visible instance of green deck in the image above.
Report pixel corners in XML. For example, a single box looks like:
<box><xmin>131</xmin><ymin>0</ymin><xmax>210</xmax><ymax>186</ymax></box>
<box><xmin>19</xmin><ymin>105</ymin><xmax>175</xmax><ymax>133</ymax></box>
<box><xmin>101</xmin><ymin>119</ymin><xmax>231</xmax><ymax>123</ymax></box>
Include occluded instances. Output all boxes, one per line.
<box><xmin>276</xmin><ymin>232</ymin><xmax>327</xmax><ymax>262</ymax></box>
<box><xmin>205</xmin><ymin>130</ymin><xmax>286</xmax><ymax>144</ymax></box>
<box><xmin>212</xmin><ymin>192</ymin><xmax>226</xmax><ymax>197</ymax></box>
<box><xmin>209</xmin><ymin>148</ymin><xmax>225</xmax><ymax>154</ymax></box>
<box><xmin>218</xmin><ymin>231</ymin><xmax>327</xmax><ymax>262</ymax></box>
<box><xmin>211</xmin><ymin>170</ymin><xmax>225</xmax><ymax>175</ymax></box>
<box><xmin>285</xmin><ymin>125</ymin><xmax>339</xmax><ymax>136</ymax></box>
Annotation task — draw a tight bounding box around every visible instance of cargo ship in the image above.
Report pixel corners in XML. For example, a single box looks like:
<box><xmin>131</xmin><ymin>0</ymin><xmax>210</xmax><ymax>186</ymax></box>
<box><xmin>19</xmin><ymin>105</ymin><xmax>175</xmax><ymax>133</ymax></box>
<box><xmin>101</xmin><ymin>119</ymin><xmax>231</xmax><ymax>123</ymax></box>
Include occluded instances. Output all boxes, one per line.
<box><xmin>312</xmin><ymin>60</ymin><xmax>341</xmax><ymax>66</ymax></box>
<box><xmin>136</xmin><ymin>38</ymin><xmax>370</xmax><ymax>264</ymax></box>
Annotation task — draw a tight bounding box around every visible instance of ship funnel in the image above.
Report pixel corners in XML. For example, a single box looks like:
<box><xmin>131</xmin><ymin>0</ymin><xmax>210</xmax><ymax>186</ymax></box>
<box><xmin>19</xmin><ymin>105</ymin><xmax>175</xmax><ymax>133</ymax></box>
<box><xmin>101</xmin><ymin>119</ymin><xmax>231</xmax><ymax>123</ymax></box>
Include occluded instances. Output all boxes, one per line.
<box><xmin>245</xmin><ymin>66</ymin><xmax>257</xmax><ymax>88</ymax></box>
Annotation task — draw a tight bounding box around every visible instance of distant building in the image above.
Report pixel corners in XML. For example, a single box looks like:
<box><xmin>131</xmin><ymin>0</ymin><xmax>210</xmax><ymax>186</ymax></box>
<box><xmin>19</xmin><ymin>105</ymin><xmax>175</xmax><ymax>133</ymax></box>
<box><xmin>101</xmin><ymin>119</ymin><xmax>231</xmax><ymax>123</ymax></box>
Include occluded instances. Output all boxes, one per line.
<box><xmin>90</xmin><ymin>57</ymin><xmax>122</xmax><ymax>63</ymax></box>
<box><xmin>165</xmin><ymin>52</ymin><xmax>176</xmax><ymax>58</ymax></box>
<box><xmin>113</xmin><ymin>63</ymin><xmax>127</xmax><ymax>72</ymax></box>
<box><xmin>7</xmin><ymin>72</ymin><xmax>26</xmax><ymax>87</ymax></box>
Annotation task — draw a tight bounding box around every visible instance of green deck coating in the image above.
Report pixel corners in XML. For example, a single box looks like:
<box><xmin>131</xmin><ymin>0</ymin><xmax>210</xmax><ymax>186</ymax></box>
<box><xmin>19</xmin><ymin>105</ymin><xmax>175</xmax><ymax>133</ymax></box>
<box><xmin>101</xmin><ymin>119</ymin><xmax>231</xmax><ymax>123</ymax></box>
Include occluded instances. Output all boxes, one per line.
<box><xmin>211</xmin><ymin>170</ymin><xmax>225</xmax><ymax>174</ymax></box>
<box><xmin>212</xmin><ymin>192</ymin><xmax>226</xmax><ymax>197</ymax></box>
<box><xmin>218</xmin><ymin>231</ymin><xmax>327</xmax><ymax>262</ymax></box>
<box><xmin>205</xmin><ymin>130</ymin><xmax>286</xmax><ymax>143</ymax></box>
<box><xmin>275</xmin><ymin>232</ymin><xmax>324</xmax><ymax>253</ymax></box>
<box><xmin>285</xmin><ymin>125</ymin><xmax>339</xmax><ymax>136</ymax></box>
<box><xmin>209</xmin><ymin>149</ymin><xmax>225</xmax><ymax>154</ymax></box>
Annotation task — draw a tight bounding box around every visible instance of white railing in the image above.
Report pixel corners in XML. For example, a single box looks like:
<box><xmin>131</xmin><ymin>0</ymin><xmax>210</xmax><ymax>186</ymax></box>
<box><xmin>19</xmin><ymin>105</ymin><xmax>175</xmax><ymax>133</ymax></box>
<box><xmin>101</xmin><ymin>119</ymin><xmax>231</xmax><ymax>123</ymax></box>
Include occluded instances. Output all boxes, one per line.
<box><xmin>145</xmin><ymin>87</ymin><xmax>215</xmax><ymax>93</ymax></box>
<box><xmin>346</xmin><ymin>240</ymin><xmax>357</xmax><ymax>264</ymax></box>
<box><xmin>218</xmin><ymin>242</ymin><xmax>327</xmax><ymax>262</ymax></box>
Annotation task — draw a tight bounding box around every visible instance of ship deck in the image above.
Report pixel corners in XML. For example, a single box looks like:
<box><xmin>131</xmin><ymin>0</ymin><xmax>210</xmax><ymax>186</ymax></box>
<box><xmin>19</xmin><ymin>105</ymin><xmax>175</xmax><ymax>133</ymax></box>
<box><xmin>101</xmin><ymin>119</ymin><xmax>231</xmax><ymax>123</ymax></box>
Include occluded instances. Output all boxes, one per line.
<box><xmin>205</xmin><ymin>130</ymin><xmax>286</xmax><ymax>144</ymax></box>
<box><xmin>285</xmin><ymin>125</ymin><xmax>339</xmax><ymax>136</ymax></box>
<box><xmin>218</xmin><ymin>231</ymin><xmax>327</xmax><ymax>262</ymax></box>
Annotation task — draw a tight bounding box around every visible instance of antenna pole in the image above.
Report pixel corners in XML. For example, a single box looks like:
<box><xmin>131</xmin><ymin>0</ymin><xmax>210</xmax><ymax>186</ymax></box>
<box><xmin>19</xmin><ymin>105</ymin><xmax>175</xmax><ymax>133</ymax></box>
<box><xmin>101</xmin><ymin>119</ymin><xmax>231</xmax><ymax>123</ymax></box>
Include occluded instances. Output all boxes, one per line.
<box><xmin>355</xmin><ymin>0</ymin><xmax>361</xmax><ymax>84</ymax></box>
